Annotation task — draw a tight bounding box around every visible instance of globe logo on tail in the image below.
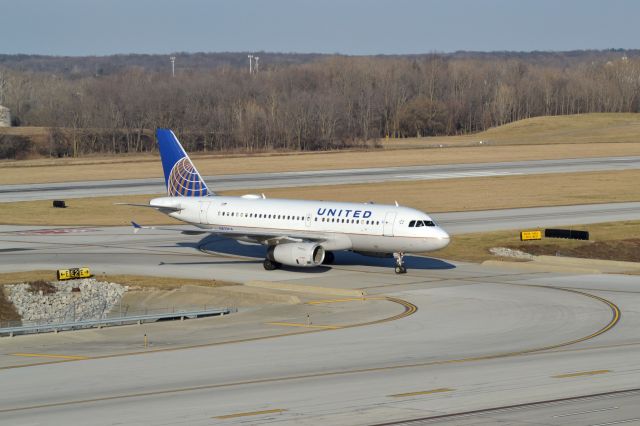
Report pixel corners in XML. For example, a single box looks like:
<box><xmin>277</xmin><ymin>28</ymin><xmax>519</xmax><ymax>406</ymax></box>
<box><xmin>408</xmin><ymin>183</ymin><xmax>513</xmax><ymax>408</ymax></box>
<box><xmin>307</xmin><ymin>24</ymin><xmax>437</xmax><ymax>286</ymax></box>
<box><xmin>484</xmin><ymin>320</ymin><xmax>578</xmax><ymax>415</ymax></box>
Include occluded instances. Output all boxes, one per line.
<box><xmin>167</xmin><ymin>157</ymin><xmax>209</xmax><ymax>196</ymax></box>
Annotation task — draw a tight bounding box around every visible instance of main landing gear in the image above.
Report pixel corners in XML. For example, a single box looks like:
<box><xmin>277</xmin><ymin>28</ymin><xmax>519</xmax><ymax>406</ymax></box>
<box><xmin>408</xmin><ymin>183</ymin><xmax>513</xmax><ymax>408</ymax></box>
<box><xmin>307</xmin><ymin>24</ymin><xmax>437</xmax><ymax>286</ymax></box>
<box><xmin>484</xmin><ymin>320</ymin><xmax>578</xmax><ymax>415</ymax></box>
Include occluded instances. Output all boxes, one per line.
<box><xmin>394</xmin><ymin>252</ymin><xmax>407</xmax><ymax>274</ymax></box>
<box><xmin>263</xmin><ymin>258</ymin><xmax>281</xmax><ymax>270</ymax></box>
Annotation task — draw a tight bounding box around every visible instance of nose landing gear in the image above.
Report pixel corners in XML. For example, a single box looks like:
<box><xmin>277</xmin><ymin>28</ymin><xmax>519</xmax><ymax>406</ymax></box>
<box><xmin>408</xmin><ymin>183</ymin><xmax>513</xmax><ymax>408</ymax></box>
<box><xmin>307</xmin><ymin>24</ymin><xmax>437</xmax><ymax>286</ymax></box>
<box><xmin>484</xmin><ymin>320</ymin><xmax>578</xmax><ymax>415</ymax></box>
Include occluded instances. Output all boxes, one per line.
<box><xmin>394</xmin><ymin>252</ymin><xmax>407</xmax><ymax>274</ymax></box>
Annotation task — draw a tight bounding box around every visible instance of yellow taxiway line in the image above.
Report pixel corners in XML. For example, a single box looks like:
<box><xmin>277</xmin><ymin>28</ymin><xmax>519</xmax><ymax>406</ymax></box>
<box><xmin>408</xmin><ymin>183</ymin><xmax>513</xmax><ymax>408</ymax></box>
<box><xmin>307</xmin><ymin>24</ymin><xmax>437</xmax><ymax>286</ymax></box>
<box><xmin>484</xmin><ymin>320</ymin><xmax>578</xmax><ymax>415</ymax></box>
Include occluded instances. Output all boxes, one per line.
<box><xmin>214</xmin><ymin>408</ymin><xmax>287</xmax><ymax>419</ymax></box>
<box><xmin>10</xmin><ymin>353</ymin><xmax>88</xmax><ymax>360</ymax></box>
<box><xmin>306</xmin><ymin>296</ymin><xmax>384</xmax><ymax>305</ymax></box>
<box><xmin>553</xmin><ymin>369</ymin><xmax>611</xmax><ymax>379</ymax></box>
<box><xmin>266</xmin><ymin>322</ymin><xmax>342</xmax><ymax>330</ymax></box>
<box><xmin>389</xmin><ymin>388</ymin><xmax>455</xmax><ymax>398</ymax></box>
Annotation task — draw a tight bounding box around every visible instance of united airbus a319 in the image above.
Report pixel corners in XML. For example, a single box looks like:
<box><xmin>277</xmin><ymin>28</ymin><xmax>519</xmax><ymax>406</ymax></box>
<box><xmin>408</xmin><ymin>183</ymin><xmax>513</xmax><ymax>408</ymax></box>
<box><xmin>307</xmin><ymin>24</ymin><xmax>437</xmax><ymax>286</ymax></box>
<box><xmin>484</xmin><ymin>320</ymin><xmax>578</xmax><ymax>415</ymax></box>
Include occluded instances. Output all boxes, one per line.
<box><xmin>124</xmin><ymin>129</ymin><xmax>450</xmax><ymax>274</ymax></box>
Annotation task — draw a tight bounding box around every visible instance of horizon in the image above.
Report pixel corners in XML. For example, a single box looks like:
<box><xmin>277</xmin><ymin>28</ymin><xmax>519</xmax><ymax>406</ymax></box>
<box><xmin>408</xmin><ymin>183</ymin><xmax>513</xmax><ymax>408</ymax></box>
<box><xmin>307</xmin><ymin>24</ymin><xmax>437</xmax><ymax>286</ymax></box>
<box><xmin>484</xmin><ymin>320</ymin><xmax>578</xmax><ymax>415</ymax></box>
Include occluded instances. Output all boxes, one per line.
<box><xmin>1</xmin><ymin>48</ymin><xmax>636</xmax><ymax>59</ymax></box>
<box><xmin>0</xmin><ymin>0</ymin><xmax>638</xmax><ymax>56</ymax></box>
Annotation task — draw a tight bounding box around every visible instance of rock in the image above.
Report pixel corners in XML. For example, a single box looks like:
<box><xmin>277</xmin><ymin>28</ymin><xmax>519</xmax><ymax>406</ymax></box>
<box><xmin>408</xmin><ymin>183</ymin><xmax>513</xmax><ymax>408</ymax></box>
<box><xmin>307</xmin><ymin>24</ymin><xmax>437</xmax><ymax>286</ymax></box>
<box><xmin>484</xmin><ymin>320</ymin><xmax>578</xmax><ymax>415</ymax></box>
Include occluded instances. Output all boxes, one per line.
<box><xmin>6</xmin><ymin>279</ymin><xmax>128</xmax><ymax>325</ymax></box>
<box><xmin>489</xmin><ymin>247</ymin><xmax>535</xmax><ymax>260</ymax></box>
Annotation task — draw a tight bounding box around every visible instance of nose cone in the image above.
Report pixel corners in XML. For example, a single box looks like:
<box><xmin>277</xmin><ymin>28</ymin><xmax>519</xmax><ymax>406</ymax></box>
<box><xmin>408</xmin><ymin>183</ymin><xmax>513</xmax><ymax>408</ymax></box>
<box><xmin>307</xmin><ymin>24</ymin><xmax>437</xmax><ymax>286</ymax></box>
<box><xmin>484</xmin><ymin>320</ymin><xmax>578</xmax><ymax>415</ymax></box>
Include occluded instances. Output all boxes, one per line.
<box><xmin>435</xmin><ymin>227</ymin><xmax>450</xmax><ymax>249</ymax></box>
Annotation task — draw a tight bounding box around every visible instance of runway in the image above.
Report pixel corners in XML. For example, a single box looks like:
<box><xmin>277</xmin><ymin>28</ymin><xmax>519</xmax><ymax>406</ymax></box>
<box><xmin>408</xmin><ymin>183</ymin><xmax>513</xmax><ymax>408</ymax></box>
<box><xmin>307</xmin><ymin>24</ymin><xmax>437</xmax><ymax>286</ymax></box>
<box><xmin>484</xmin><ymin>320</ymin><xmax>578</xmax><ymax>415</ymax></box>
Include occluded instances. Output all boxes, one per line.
<box><xmin>2</xmin><ymin>155</ymin><xmax>639</xmax><ymax>202</ymax></box>
<box><xmin>1</xmin><ymin>198</ymin><xmax>640</xmax><ymax>424</ymax></box>
<box><xmin>433</xmin><ymin>201</ymin><xmax>640</xmax><ymax>233</ymax></box>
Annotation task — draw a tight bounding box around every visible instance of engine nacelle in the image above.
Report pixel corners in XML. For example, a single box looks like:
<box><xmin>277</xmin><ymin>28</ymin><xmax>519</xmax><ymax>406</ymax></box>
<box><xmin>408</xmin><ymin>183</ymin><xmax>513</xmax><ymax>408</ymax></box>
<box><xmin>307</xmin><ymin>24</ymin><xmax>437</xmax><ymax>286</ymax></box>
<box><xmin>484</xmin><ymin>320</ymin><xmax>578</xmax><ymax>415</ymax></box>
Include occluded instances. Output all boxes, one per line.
<box><xmin>268</xmin><ymin>243</ymin><xmax>325</xmax><ymax>267</ymax></box>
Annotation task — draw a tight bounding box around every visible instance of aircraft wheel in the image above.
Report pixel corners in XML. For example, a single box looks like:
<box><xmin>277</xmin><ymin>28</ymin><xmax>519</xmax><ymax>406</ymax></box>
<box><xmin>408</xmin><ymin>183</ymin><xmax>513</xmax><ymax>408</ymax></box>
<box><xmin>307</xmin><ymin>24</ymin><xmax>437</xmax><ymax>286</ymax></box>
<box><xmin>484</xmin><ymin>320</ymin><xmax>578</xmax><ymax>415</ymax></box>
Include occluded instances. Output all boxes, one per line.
<box><xmin>395</xmin><ymin>266</ymin><xmax>407</xmax><ymax>274</ymax></box>
<box><xmin>322</xmin><ymin>251</ymin><xmax>335</xmax><ymax>265</ymax></box>
<box><xmin>263</xmin><ymin>259</ymin><xmax>280</xmax><ymax>271</ymax></box>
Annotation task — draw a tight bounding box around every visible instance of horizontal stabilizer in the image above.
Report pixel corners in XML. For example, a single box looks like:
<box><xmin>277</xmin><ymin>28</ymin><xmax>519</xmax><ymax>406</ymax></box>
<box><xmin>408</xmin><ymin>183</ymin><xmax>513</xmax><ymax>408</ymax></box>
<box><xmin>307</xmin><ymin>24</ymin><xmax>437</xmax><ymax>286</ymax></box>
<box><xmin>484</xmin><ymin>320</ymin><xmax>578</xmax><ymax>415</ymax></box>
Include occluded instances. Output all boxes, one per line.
<box><xmin>115</xmin><ymin>202</ymin><xmax>183</xmax><ymax>213</ymax></box>
<box><xmin>128</xmin><ymin>221</ymin><xmax>206</xmax><ymax>235</ymax></box>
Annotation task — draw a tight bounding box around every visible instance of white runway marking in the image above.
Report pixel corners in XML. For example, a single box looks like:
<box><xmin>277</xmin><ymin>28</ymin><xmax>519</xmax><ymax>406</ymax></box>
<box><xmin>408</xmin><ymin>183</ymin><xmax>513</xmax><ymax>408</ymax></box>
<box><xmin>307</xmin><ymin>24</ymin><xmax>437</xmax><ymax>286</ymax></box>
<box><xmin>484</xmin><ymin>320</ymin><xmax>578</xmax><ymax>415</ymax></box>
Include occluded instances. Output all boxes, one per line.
<box><xmin>394</xmin><ymin>171</ymin><xmax>523</xmax><ymax>180</ymax></box>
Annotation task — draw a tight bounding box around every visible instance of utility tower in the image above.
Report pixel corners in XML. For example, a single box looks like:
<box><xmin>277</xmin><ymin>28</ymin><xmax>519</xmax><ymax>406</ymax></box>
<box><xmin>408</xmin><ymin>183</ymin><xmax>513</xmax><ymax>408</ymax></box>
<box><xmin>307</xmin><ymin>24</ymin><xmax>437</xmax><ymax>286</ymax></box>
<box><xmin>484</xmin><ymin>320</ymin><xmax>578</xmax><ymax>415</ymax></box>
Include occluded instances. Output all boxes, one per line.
<box><xmin>170</xmin><ymin>56</ymin><xmax>176</xmax><ymax>77</ymax></box>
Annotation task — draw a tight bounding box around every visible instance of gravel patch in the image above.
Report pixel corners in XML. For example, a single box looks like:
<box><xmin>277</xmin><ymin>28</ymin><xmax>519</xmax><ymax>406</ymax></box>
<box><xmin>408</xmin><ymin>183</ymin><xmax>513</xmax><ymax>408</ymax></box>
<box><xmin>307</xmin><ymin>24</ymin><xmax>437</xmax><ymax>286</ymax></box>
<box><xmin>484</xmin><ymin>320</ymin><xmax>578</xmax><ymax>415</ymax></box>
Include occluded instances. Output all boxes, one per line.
<box><xmin>6</xmin><ymin>278</ymin><xmax>127</xmax><ymax>324</ymax></box>
<box><xmin>489</xmin><ymin>247</ymin><xmax>535</xmax><ymax>260</ymax></box>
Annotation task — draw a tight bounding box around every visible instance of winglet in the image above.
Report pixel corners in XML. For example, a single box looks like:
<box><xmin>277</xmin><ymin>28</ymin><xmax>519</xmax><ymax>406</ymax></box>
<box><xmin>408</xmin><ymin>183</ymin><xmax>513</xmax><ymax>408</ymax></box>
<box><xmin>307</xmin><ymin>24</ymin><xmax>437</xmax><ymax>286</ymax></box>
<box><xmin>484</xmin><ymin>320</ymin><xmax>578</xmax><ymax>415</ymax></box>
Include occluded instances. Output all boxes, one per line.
<box><xmin>131</xmin><ymin>221</ymin><xmax>142</xmax><ymax>234</ymax></box>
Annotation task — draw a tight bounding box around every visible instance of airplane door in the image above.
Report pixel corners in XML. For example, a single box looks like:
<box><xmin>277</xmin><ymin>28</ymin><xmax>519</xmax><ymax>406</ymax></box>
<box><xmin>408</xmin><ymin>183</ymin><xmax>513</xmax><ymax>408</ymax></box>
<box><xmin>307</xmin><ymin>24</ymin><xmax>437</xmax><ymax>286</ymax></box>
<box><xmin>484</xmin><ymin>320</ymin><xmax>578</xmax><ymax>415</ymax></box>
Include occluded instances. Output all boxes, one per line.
<box><xmin>383</xmin><ymin>212</ymin><xmax>396</xmax><ymax>236</ymax></box>
<box><xmin>199</xmin><ymin>201</ymin><xmax>210</xmax><ymax>224</ymax></box>
<box><xmin>305</xmin><ymin>212</ymin><xmax>312</xmax><ymax>227</ymax></box>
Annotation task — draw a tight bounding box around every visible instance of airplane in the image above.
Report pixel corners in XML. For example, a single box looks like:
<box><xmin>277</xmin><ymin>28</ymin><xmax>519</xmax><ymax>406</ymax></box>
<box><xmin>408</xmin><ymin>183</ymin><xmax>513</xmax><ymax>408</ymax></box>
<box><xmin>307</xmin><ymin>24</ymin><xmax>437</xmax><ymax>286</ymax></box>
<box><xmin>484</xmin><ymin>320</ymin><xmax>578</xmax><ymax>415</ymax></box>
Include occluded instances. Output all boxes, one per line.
<box><xmin>125</xmin><ymin>129</ymin><xmax>450</xmax><ymax>274</ymax></box>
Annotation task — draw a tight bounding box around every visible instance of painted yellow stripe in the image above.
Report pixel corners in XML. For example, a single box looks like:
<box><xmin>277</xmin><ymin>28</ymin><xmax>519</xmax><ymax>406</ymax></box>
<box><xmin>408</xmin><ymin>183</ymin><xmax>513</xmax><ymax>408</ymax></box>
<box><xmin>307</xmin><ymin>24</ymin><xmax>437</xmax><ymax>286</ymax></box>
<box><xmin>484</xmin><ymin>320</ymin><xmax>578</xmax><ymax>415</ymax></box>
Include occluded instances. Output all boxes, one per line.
<box><xmin>10</xmin><ymin>353</ymin><xmax>88</xmax><ymax>360</ymax></box>
<box><xmin>266</xmin><ymin>322</ymin><xmax>342</xmax><ymax>330</ymax></box>
<box><xmin>306</xmin><ymin>298</ymin><xmax>365</xmax><ymax>305</ymax></box>
<box><xmin>306</xmin><ymin>296</ymin><xmax>385</xmax><ymax>305</ymax></box>
<box><xmin>215</xmin><ymin>408</ymin><xmax>287</xmax><ymax>419</ymax></box>
<box><xmin>553</xmin><ymin>369</ymin><xmax>611</xmax><ymax>379</ymax></box>
<box><xmin>389</xmin><ymin>388</ymin><xmax>455</xmax><ymax>398</ymax></box>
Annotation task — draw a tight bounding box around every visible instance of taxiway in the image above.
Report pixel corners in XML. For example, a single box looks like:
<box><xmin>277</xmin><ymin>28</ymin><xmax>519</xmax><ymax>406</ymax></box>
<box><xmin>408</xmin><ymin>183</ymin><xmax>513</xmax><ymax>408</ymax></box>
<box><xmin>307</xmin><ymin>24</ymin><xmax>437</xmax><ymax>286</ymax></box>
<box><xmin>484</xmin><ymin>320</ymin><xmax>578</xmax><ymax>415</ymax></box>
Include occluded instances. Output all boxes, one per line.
<box><xmin>2</xmin><ymin>155</ymin><xmax>639</xmax><ymax>202</ymax></box>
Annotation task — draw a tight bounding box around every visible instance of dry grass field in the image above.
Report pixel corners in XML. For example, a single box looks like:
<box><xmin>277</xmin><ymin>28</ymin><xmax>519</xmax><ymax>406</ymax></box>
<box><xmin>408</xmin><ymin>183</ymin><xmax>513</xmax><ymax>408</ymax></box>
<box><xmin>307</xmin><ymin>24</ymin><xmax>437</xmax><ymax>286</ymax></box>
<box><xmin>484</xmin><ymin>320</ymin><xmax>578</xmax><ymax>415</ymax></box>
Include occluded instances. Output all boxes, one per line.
<box><xmin>1</xmin><ymin>169</ymin><xmax>638</xmax><ymax>226</ymax></box>
<box><xmin>3</xmin><ymin>142</ymin><xmax>640</xmax><ymax>186</ymax></box>
<box><xmin>2</xmin><ymin>114</ymin><xmax>640</xmax><ymax>185</ymax></box>
<box><xmin>436</xmin><ymin>220</ymin><xmax>640</xmax><ymax>263</ymax></box>
<box><xmin>382</xmin><ymin>113</ymin><xmax>640</xmax><ymax>148</ymax></box>
<box><xmin>0</xmin><ymin>271</ymin><xmax>233</xmax><ymax>289</ymax></box>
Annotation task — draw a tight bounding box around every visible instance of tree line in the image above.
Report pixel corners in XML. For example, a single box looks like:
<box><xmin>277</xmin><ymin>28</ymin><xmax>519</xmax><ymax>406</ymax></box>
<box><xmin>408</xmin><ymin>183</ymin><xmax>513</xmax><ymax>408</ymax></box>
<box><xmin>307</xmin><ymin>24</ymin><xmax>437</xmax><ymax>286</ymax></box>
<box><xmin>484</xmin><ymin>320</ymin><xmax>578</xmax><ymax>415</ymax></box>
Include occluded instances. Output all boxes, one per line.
<box><xmin>0</xmin><ymin>51</ymin><xmax>639</xmax><ymax>158</ymax></box>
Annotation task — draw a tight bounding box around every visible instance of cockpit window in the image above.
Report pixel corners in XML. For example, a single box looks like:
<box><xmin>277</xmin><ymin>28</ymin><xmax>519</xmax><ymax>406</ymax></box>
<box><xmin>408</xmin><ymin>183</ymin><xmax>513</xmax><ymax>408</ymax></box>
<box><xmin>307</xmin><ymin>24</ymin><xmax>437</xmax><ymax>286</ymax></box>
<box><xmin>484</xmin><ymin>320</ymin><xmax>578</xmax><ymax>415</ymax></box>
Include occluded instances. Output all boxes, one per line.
<box><xmin>409</xmin><ymin>220</ymin><xmax>436</xmax><ymax>227</ymax></box>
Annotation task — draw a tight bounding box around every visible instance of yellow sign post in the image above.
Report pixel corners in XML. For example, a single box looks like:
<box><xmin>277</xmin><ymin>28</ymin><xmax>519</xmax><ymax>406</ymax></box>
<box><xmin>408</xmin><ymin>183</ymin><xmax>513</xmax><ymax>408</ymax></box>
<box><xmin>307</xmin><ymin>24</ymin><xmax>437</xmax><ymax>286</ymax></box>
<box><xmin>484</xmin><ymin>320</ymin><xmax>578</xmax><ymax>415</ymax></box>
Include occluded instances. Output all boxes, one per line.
<box><xmin>57</xmin><ymin>267</ymin><xmax>92</xmax><ymax>280</ymax></box>
<box><xmin>520</xmin><ymin>230</ymin><xmax>542</xmax><ymax>241</ymax></box>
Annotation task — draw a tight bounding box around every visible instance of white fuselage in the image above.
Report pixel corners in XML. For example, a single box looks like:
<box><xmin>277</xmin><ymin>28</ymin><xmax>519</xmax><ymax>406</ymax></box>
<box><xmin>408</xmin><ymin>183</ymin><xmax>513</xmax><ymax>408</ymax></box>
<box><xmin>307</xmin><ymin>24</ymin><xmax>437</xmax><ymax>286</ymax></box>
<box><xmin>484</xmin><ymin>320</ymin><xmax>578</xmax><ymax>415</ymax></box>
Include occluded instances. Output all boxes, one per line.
<box><xmin>150</xmin><ymin>195</ymin><xmax>450</xmax><ymax>254</ymax></box>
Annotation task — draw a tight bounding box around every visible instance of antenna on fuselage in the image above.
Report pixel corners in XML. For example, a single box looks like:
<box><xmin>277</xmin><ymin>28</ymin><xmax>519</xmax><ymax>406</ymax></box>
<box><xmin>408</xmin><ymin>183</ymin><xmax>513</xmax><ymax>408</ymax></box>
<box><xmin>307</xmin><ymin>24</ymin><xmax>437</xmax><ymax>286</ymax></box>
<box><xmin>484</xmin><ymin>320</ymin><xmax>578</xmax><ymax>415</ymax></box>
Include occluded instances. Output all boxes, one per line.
<box><xmin>395</xmin><ymin>201</ymin><xmax>399</xmax><ymax>207</ymax></box>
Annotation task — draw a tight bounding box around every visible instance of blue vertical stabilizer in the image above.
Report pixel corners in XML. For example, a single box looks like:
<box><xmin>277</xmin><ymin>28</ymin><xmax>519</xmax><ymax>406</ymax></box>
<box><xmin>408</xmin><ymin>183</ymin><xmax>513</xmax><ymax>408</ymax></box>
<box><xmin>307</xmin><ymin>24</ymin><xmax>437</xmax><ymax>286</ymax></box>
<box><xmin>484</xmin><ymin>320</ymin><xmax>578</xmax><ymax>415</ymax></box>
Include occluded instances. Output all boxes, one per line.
<box><xmin>156</xmin><ymin>128</ymin><xmax>211</xmax><ymax>197</ymax></box>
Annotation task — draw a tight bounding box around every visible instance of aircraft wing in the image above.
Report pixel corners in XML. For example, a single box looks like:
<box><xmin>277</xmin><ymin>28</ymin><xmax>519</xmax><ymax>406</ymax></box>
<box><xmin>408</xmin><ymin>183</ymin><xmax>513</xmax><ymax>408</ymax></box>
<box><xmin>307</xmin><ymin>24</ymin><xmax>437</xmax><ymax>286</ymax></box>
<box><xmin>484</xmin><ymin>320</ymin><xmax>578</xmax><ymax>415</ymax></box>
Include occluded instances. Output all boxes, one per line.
<box><xmin>192</xmin><ymin>225</ymin><xmax>353</xmax><ymax>250</ymax></box>
<box><xmin>130</xmin><ymin>222</ymin><xmax>352</xmax><ymax>250</ymax></box>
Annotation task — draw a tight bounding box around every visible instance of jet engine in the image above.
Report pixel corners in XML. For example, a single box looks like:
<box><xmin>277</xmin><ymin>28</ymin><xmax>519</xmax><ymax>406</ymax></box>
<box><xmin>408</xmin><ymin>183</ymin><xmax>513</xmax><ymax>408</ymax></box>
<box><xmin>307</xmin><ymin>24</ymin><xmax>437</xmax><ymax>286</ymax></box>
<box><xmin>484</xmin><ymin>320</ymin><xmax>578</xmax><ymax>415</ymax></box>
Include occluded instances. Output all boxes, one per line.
<box><xmin>268</xmin><ymin>243</ymin><xmax>325</xmax><ymax>267</ymax></box>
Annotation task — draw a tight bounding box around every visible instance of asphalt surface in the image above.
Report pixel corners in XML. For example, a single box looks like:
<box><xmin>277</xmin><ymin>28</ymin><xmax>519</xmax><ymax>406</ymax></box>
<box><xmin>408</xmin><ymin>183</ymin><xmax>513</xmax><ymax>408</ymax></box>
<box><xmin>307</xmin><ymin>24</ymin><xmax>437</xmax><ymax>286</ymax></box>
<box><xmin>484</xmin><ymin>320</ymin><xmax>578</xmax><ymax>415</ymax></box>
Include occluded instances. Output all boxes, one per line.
<box><xmin>1</xmin><ymin>199</ymin><xmax>639</xmax><ymax>424</ymax></box>
<box><xmin>2</xmin><ymin>155</ymin><xmax>639</xmax><ymax>202</ymax></box>
<box><xmin>2</xmin><ymin>154</ymin><xmax>640</xmax><ymax>425</ymax></box>
<box><xmin>433</xmin><ymin>201</ymin><xmax>640</xmax><ymax>234</ymax></box>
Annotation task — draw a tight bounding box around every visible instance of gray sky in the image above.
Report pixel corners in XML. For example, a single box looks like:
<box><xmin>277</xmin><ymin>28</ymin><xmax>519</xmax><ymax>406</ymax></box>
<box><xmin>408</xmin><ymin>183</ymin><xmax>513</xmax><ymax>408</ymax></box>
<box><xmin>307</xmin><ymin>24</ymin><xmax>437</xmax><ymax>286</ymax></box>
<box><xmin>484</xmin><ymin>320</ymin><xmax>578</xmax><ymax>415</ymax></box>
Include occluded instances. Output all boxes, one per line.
<box><xmin>0</xmin><ymin>0</ymin><xmax>638</xmax><ymax>56</ymax></box>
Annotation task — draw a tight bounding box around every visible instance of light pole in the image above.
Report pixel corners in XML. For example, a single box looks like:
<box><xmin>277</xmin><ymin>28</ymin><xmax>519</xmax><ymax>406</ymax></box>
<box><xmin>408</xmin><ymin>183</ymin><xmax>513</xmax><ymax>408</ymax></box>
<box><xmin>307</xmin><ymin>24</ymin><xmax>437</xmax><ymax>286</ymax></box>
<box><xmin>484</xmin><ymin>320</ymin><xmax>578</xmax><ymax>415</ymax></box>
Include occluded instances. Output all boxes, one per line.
<box><xmin>170</xmin><ymin>56</ymin><xmax>176</xmax><ymax>77</ymax></box>
<box><xmin>254</xmin><ymin>56</ymin><xmax>259</xmax><ymax>73</ymax></box>
<box><xmin>248</xmin><ymin>54</ymin><xmax>254</xmax><ymax>74</ymax></box>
